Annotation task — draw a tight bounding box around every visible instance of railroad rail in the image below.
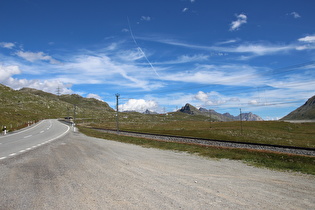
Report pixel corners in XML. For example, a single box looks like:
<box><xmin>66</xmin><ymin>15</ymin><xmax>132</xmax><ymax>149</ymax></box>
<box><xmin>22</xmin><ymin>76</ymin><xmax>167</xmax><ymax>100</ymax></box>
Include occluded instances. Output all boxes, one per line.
<box><xmin>92</xmin><ymin>128</ymin><xmax>315</xmax><ymax>156</ymax></box>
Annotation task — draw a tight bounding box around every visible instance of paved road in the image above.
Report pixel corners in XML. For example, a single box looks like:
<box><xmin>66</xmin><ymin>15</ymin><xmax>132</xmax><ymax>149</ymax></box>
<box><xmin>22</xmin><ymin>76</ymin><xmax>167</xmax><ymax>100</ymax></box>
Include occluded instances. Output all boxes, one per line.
<box><xmin>0</xmin><ymin>124</ymin><xmax>314</xmax><ymax>209</ymax></box>
<box><xmin>0</xmin><ymin>119</ymin><xmax>70</xmax><ymax>160</ymax></box>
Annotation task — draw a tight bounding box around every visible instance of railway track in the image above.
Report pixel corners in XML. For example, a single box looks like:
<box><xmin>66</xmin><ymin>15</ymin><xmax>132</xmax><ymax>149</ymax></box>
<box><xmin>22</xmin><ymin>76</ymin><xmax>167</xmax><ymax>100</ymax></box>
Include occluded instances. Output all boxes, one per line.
<box><xmin>92</xmin><ymin>128</ymin><xmax>315</xmax><ymax>156</ymax></box>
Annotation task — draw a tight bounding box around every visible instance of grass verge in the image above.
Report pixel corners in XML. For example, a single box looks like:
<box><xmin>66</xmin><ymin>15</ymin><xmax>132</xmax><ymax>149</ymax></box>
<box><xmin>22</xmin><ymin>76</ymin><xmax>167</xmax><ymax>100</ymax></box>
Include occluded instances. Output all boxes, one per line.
<box><xmin>78</xmin><ymin>126</ymin><xmax>315</xmax><ymax>176</ymax></box>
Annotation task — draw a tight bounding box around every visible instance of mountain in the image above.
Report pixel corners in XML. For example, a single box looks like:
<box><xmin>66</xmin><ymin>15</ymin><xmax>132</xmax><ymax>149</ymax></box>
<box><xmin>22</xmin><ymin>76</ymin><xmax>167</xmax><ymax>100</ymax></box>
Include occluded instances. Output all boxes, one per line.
<box><xmin>19</xmin><ymin>88</ymin><xmax>113</xmax><ymax>111</ymax></box>
<box><xmin>223</xmin><ymin>112</ymin><xmax>263</xmax><ymax>121</ymax></box>
<box><xmin>143</xmin><ymin>109</ymin><xmax>158</xmax><ymax>114</ymax></box>
<box><xmin>179</xmin><ymin>103</ymin><xmax>202</xmax><ymax>115</ymax></box>
<box><xmin>198</xmin><ymin>106</ymin><xmax>233</xmax><ymax>121</ymax></box>
<box><xmin>178</xmin><ymin>103</ymin><xmax>263</xmax><ymax>121</ymax></box>
<box><xmin>0</xmin><ymin>84</ymin><xmax>114</xmax><ymax>131</ymax></box>
<box><xmin>19</xmin><ymin>87</ymin><xmax>113</xmax><ymax>112</ymax></box>
<box><xmin>281</xmin><ymin>95</ymin><xmax>315</xmax><ymax>120</ymax></box>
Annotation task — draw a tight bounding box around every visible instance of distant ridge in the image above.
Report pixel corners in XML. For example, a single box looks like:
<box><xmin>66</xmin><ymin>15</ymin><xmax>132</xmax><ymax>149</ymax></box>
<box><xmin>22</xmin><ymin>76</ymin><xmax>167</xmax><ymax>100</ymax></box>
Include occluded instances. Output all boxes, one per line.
<box><xmin>178</xmin><ymin>103</ymin><xmax>263</xmax><ymax>121</ymax></box>
<box><xmin>0</xmin><ymin>84</ymin><xmax>114</xmax><ymax>129</ymax></box>
<box><xmin>281</xmin><ymin>95</ymin><xmax>315</xmax><ymax>120</ymax></box>
<box><xmin>19</xmin><ymin>87</ymin><xmax>114</xmax><ymax>112</ymax></box>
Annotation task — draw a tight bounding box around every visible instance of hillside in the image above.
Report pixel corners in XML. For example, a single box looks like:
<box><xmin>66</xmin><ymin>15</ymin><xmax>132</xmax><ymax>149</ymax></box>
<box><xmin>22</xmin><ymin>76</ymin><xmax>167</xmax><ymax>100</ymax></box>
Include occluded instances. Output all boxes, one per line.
<box><xmin>281</xmin><ymin>95</ymin><xmax>315</xmax><ymax>120</ymax></box>
<box><xmin>178</xmin><ymin>103</ymin><xmax>263</xmax><ymax>121</ymax></box>
<box><xmin>19</xmin><ymin>88</ymin><xmax>113</xmax><ymax>112</ymax></box>
<box><xmin>0</xmin><ymin>84</ymin><xmax>114</xmax><ymax>131</ymax></box>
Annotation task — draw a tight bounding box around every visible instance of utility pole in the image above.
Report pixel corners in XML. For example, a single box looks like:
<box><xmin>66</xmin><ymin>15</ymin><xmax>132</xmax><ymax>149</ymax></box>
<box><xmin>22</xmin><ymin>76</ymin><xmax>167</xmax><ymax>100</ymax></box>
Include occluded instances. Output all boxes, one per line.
<box><xmin>56</xmin><ymin>86</ymin><xmax>61</xmax><ymax>96</ymax></box>
<box><xmin>240</xmin><ymin>108</ymin><xmax>243</xmax><ymax>134</ymax></box>
<box><xmin>210</xmin><ymin>110</ymin><xmax>212</xmax><ymax>129</ymax></box>
<box><xmin>73</xmin><ymin>104</ymin><xmax>77</xmax><ymax>126</ymax></box>
<box><xmin>115</xmin><ymin>93</ymin><xmax>120</xmax><ymax>133</ymax></box>
<box><xmin>67</xmin><ymin>106</ymin><xmax>70</xmax><ymax>121</ymax></box>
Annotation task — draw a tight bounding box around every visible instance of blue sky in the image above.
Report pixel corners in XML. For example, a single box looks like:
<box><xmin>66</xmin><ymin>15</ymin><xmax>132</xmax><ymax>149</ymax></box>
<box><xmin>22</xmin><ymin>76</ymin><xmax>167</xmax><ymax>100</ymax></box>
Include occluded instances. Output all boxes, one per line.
<box><xmin>0</xmin><ymin>0</ymin><xmax>315</xmax><ymax>119</ymax></box>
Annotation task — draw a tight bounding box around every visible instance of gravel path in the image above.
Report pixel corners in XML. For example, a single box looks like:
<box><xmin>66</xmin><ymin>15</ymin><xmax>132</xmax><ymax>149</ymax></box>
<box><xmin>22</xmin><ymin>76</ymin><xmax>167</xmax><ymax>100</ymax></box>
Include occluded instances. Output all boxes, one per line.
<box><xmin>0</xmin><ymin>131</ymin><xmax>314</xmax><ymax>209</ymax></box>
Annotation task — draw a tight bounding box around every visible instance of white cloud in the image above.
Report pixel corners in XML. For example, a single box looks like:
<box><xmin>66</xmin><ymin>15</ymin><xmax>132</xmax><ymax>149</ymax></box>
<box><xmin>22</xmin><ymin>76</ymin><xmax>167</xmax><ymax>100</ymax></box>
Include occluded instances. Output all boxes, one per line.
<box><xmin>119</xmin><ymin>99</ymin><xmax>160</xmax><ymax>113</ymax></box>
<box><xmin>141</xmin><ymin>16</ymin><xmax>151</xmax><ymax>21</ymax></box>
<box><xmin>296</xmin><ymin>35</ymin><xmax>315</xmax><ymax>50</ymax></box>
<box><xmin>87</xmin><ymin>93</ymin><xmax>103</xmax><ymax>101</ymax></box>
<box><xmin>176</xmin><ymin>54</ymin><xmax>208</xmax><ymax>63</ymax></box>
<box><xmin>118</xmin><ymin>49</ymin><xmax>145</xmax><ymax>61</ymax></box>
<box><xmin>0</xmin><ymin>42</ymin><xmax>15</xmax><ymax>49</ymax></box>
<box><xmin>182</xmin><ymin>8</ymin><xmax>189</xmax><ymax>13</ymax></box>
<box><xmin>163</xmin><ymin>64</ymin><xmax>263</xmax><ymax>87</ymax></box>
<box><xmin>0</xmin><ymin>65</ymin><xmax>21</xmax><ymax>82</ymax></box>
<box><xmin>60</xmin><ymin>53</ymin><xmax>164</xmax><ymax>91</ymax></box>
<box><xmin>248</xmin><ymin>100</ymin><xmax>259</xmax><ymax>105</ymax></box>
<box><xmin>149</xmin><ymin>38</ymin><xmax>297</xmax><ymax>56</ymax></box>
<box><xmin>290</xmin><ymin>12</ymin><xmax>301</xmax><ymax>18</ymax></box>
<box><xmin>0</xmin><ymin>65</ymin><xmax>72</xmax><ymax>94</ymax></box>
<box><xmin>232</xmin><ymin>43</ymin><xmax>293</xmax><ymax>55</ymax></box>
<box><xmin>16</xmin><ymin>51</ymin><xmax>60</xmax><ymax>64</ymax></box>
<box><xmin>1</xmin><ymin>44</ymin><xmax>162</xmax><ymax>91</ymax></box>
<box><xmin>1</xmin><ymin>39</ymin><xmax>313</xmax><ymax>118</ymax></box>
<box><xmin>216</xmin><ymin>39</ymin><xmax>238</xmax><ymax>45</ymax></box>
<box><xmin>194</xmin><ymin>91</ymin><xmax>230</xmax><ymax>106</ymax></box>
<box><xmin>157</xmin><ymin>54</ymin><xmax>208</xmax><ymax>65</ymax></box>
<box><xmin>230</xmin><ymin>13</ymin><xmax>247</xmax><ymax>31</ymax></box>
<box><xmin>194</xmin><ymin>91</ymin><xmax>209</xmax><ymax>102</ymax></box>
<box><xmin>122</xmin><ymin>28</ymin><xmax>129</xmax><ymax>32</ymax></box>
<box><xmin>298</xmin><ymin>35</ymin><xmax>315</xmax><ymax>43</ymax></box>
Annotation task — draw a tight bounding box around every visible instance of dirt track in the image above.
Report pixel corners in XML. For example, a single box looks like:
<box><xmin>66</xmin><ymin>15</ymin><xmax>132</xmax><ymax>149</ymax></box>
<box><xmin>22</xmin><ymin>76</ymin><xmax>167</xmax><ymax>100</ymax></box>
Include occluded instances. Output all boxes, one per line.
<box><xmin>0</xmin><ymin>131</ymin><xmax>314</xmax><ymax>209</ymax></box>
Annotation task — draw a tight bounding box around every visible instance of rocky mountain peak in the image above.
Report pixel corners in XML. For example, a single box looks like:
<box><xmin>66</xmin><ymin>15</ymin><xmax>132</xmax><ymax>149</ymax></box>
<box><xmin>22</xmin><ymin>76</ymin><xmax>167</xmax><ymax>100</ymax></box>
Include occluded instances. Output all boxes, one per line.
<box><xmin>179</xmin><ymin>103</ymin><xmax>200</xmax><ymax>115</ymax></box>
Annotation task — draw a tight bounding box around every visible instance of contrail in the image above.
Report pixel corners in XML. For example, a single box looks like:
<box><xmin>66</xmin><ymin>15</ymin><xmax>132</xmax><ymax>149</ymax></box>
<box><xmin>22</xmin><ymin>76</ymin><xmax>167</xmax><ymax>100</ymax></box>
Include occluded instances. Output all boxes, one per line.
<box><xmin>127</xmin><ymin>17</ymin><xmax>161</xmax><ymax>78</ymax></box>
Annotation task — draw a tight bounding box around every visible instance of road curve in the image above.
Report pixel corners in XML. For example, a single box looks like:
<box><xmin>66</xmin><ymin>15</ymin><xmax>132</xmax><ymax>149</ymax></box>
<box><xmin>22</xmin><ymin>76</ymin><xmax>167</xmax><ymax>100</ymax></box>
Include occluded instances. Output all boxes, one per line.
<box><xmin>0</xmin><ymin>131</ymin><xmax>314</xmax><ymax>209</ymax></box>
<box><xmin>0</xmin><ymin>119</ymin><xmax>70</xmax><ymax>160</ymax></box>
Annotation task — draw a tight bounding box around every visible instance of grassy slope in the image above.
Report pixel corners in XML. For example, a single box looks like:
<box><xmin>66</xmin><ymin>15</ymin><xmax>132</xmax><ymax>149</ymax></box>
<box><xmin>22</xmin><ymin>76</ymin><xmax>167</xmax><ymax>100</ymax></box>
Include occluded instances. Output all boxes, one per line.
<box><xmin>0</xmin><ymin>85</ymin><xmax>114</xmax><ymax>131</ymax></box>
<box><xmin>282</xmin><ymin>95</ymin><xmax>315</xmax><ymax>120</ymax></box>
<box><xmin>89</xmin><ymin>112</ymin><xmax>315</xmax><ymax>148</ymax></box>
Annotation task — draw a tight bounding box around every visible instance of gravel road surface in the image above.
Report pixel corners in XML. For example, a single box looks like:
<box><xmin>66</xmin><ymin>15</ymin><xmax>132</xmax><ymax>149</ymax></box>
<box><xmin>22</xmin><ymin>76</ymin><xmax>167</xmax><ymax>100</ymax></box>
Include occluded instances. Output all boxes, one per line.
<box><xmin>0</xmin><ymin>130</ymin><xmax>314</xmax><ymax>209</ymax></box>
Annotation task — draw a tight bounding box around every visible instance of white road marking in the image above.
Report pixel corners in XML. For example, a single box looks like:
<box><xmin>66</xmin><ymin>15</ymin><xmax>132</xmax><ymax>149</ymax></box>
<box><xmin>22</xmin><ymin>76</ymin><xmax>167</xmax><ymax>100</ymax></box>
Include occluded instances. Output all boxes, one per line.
<box><xmin>40</xmin><ymin>130</ymin><xmax>44</xmax><ymax>133</ymax></box>
<box><xmin>0</xmin><ymin>121</ymin><xmax>70</xmax><ymax>161</ymax></box>
<box><xmin>24</xmin><ymin>135</ymin><xmax>32</xmax><ymax>139</ymax></box>
<box><xmin>0</xmin><ymin>120</ymin><xmax>46</xmax><ymax>139</ymax></box>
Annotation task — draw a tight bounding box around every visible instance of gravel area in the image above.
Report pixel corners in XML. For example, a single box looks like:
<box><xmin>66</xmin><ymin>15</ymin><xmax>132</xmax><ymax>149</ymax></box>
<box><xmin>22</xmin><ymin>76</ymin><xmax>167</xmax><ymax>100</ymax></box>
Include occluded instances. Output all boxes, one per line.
<box><xmin>98</xmin><ymin>129</ymin><xmax>315</xmax><ymax>156</ymax></box>
<box><xmin>0</xmin><ymin>131</ymin><xmax>314</xmax><ymax>209</ymax></box>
